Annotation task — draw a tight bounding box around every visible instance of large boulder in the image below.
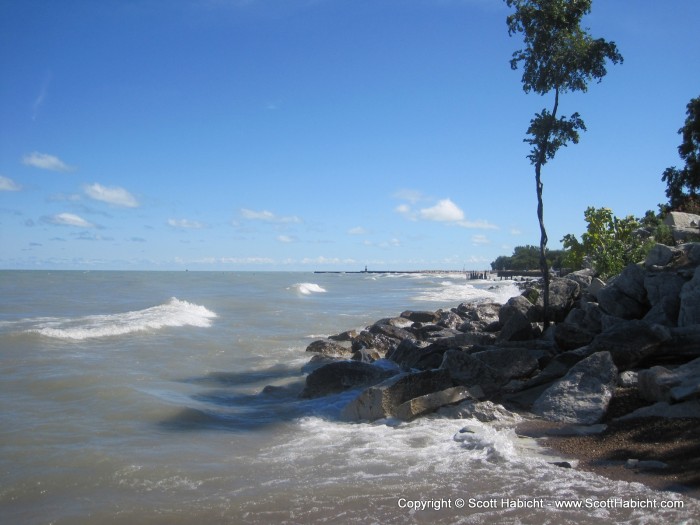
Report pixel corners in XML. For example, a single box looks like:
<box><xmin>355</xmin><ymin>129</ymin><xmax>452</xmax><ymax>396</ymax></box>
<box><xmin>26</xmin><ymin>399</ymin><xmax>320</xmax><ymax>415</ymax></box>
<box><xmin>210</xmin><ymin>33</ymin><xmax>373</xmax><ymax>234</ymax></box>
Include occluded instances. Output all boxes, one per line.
<box><xmin>440</xmin><ymin>349</ymin><xmax>503</xmax><ymax>392</ymax></box>
<box><xmin>393</xmin><ymin>386</ymin><xmax>476</xmax><ymax>421</ymax></box>
<box><xmin>470</xmin><ymin>347</ymin><xmax>540</xmax><ymax>383</ymax></box>
<box><xmin>305</xmin><ymin>339</ymin><xmax>353</xmax><ymax>357</ymax></box>
<box><xmin>341</xmin><ymin>369</ymin><xmax>454</xmax><ymax>421</ymax></box>
<box><xmin>541</xmin><ymin>278</ymin><xmax>581</xmax><ymax>322</ymax></box>
<box><xmin>679</xmin><ymin>266</ymin><xmax>700</xmax><ymax>327</ymax></box>
<box><xmin>643</xmin><ymin>271</ymin><xmax>686</xmax><ymax>326</ymax></box>
<box><xmin>597</xmin><ymin>264</ymin><xmax>649</xmax><ymax>319</ymax></box>
<box><xmin>455</xmin><ymin>302</ymin><xmax>501</xmax><ymax>332</ymax></box>
<box><xmin>300</xmin><ymin>361</ymin><xmax>396</xmax><ymax>398</ymax></box>
<box><xmin>532</xmin><ymin>351</ymin><xmax>618</xmax><ymax>424</ymax></box>
<box><xmin>400</xmin><ymin>310</ymin><xmax>439</xmax><ymax>323</ymax></box>
<box><xmin>664</xmin><ymin>212</ymin><xmax>700</xmax><ymax>243</ymax></box>
<box><xmin>587</xmin><ymin>319</ymin><xmax>671</xmax><ymax>370</ymax></box>
<box><xmin>498</xmin><ymin>295</ymin><xmax>536</xmax><ymax>342</ymax></box>
<box><xmin>638</xmin><ymin>357</ymin><xmax>700</xmax><ymax>403</ymax></box>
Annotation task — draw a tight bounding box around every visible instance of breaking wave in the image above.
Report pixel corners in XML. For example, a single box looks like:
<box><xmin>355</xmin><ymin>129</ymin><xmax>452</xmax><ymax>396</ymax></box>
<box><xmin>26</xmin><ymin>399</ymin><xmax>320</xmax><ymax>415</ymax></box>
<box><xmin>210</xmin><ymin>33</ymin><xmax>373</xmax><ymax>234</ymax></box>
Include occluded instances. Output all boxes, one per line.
<box><xmin>23</xmin><ymin>298</ymin><xmax>217</xmax><ymax>340</ymax></box>
<box><xmin>289</xmin><ymin>283</ymin><xmax>327</xmax><ymax>295</ymax></box>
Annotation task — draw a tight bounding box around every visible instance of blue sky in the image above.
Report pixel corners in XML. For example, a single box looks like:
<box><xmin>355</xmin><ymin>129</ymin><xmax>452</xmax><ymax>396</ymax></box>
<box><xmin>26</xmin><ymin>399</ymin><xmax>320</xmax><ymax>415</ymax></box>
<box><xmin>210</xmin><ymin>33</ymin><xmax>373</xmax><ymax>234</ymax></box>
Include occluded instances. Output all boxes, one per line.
<box><xmin>1</xmin><ymin>0</ymin><xmax>699</xmax><ymax>271</ymax></box>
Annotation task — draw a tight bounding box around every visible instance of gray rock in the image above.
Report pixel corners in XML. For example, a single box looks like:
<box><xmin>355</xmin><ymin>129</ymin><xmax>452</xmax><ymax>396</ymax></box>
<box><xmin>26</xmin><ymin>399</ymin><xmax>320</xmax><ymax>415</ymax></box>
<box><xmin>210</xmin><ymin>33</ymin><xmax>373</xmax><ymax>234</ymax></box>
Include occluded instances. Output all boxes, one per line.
<box><xmin>625</xmin><ymin>459</ymin><xmax>669</xmax><ymax>470</ymax></box>
<box><xmin>618</xmin><ymin>370</ymin><xmax>638</xmax><ymax>387</ymax></box>
<box><xmin>305</xmin><ymin>339</ymin><xmax>353</xmax><ymax>357</ymax></box>
<box><xmin>385</xmin><ymin>338</ymin><xmax>432</xmax><ymax>369</ymax></box>
<box><xmin>351</xmin><ymin>330</ymin><xmax>399</xmax><ymax>355</ymax></box>
<box><xmin>679</xmin><ymin>266</ymin><xmax>700</xmax><ymax>327</ymax></box>
<box><xmin>439</xmin><ymin>400</ymin><xmax>522</xmax><ymax>425</ymax></box>
<box><xmin>300</xmin><ymin>361</ymin><xmax>396</xmax><ymax>398</ymax></box>
<box><xmin>440</xmin><ymin>349</ymin><xmax>502</xmax><ymax>394</ymax></box>
<box><xmin>341</xmin><ymin>369</ymin><xmax>454</xmax><ymax>421</ymax></box>
<box><xmin>545</xmin><ymin>424</ymin><xmax>607</xmax><ymax>436</ymax></box>
<box><xmin>328</xmin><ymin>329</ymin><xmax>359</xmax><ymax>342</ymax></box>
<box><xmin>394</xmin><ymin>386</ymin><xmax>476</xmax><ymax>421</ymax></box>
<box><xmin>664</xmin><ymin>212</ymin><xmax>700</xmax><ymax>243</ymax></box>
<box><xmin>588</xmin><ymin>320</ymin><xmax>671</xmax><ymax>370</ymax></box>
<box><xmin>644</xmin><ymin>243</ymin><xmax>679</xmax><ymax>268</ymax></box>
<box><xmin>455</xmin><ymin>302</ymin><xmax>501</xmax><ymax>332</ymax></box>
<box><xmin>638</xmin><ymin>357</ymin><xmax>700</xmax><ymax>402</ymax></box>
<box><xmin>598</xmin><ymin>264</ymin><xmax>649</xmax><ymax>319</ymax></box>
<box><xmin>539</xmin><ymin>278</ymin><xmax>581</xmax><ymax>322</ymax></box>
<box><xmin>564</xmin><ymin>269</ymin><xmax>594</xmax><ymax>289</ymax></box>
<box><xmin>532</xmin><ymin>351</ymin><xmax>618</xmax><ymax>424</ymax></box>
<box><xmin>617</xmin><ymin>400</ymin><xmax>700</xmax><ymax>420</ymax></box>
<box><xmin>498</xmin><ymin>295</ymin><xmax>536</xmax><ymax>342</ymax></box>
<box><xmin>554</xmin><ymin>322</ymin><xmax>597</xmax><ymax>351</ymax></box>
<box><xmin>400</xmin><ymin>310</ymin><xmax>439</xmax><ymax>323</ymax></box>
<box><xmin>588</xmin><ymin>277</ymin><xmax>606</xmax><ymax>299</ymax></box>
<box><xmin>471</xmin><ymin>347</ymin><xmax>540</xmax><ymax>382</ymax></box>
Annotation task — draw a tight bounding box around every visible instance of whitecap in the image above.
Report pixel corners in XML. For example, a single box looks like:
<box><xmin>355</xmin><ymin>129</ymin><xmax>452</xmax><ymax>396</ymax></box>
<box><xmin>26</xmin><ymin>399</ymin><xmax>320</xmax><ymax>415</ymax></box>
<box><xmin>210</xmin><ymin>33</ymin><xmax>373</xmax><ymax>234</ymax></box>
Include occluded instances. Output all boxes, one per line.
<box><xmin>26</xmin><ymin>297</ymin><xmax>217</xmax><ymax>340</ymax></box>
<box><xmin>289</xmin><ymin>283</ymin><xmax>327</xmax><ymax>295</ymax></box>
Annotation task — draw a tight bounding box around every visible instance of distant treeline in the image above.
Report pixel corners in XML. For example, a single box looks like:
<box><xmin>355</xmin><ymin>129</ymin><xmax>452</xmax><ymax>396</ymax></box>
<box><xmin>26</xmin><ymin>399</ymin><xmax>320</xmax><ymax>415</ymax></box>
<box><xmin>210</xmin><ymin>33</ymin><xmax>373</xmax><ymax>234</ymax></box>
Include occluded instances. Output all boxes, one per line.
<box><xmin>490</xmin><ymin>245</ymin><xmax>565</xmax><ymax>272</ymax></box>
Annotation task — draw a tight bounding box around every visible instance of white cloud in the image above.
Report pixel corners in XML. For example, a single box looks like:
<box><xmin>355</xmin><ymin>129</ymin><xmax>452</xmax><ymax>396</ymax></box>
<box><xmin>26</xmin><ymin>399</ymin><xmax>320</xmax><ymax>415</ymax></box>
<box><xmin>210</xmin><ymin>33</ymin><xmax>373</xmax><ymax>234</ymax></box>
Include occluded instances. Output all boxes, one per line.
<box><xmin>419</xmin><ymin>199</ymin><xmax>465</xmax><ymax>222</ymax></box>
<box><xmin>301</xmin><ymin>256</ymin><xmax>357</xmax><ymax>265</ymax></box>
<box><xmin>510</xmin><ymin>227</ymin><xmax>523</xmax><ymax>235</ymax></box>
<box><xmin>240</xmin><ymin>208</ymin><xmax>301</xmax><ymax>223</ymax></box>
<box><xmin>0</xmin><ymin>175</ymin><xmax>21</xmax><ymax>191</ymax></box>
<box><xmin>277</xmin><ymin>235</ymin><xmax>296</xmax><ymax>243</ymax></box>
<box><xmin>22</xmin><ymin>152</ymin><xmax>74</xmax><ymax>172</ymax></box>
<box><xmin>84</xmin><ymin>183</ymin><xmax>139</xmax><ymax>208</ymax></box>
<box><xmin>471</xmin><ymin>234</ymin><xmax>490</xmax><ymax>245</ymax></box>
<box><xmin>168</xmin><ymin>218</ymin><xmax>205</xmax><ymax>229</ymax></box>
<box><xmin>46</xmin><ymin>213</ymin><xmax>95</xmax><ymax>228</ymax></box>
<box><xmin>348</xmin><ymin>226</ymin><xmax>367</xmax><ymax>235</ymax></box>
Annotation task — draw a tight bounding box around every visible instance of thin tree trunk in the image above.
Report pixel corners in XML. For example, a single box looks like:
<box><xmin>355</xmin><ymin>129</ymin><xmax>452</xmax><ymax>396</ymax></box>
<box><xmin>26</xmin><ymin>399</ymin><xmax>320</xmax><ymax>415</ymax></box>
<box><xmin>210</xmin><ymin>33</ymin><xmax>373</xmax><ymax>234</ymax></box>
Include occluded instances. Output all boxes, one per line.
<box><xmin>535</xmin><ymin>87</ymin><xmax>559</xmax><ymax>328</ymax></box>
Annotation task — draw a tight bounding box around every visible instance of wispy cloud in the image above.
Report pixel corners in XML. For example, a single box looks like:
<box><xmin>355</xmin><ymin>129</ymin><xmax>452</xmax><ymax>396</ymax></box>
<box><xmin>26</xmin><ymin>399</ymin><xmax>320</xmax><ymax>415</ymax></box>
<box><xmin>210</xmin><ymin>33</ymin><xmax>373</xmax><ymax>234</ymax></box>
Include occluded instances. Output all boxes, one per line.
<box><xmin>348</xmin><ymin>226</ymin><xmax>367</xmax><ymax>235</ymax></box>
<box><xmin>168</xmin><ymin>218</ymin><xmax>206</xmax><ymax>229</ymax></box>
<box><xmin>277</xmin><ymin>234</ymin><xmax>297</xmax><ymax>243</ymax></box>
<box><xmin>84</xmin><ymin>183</ymin><xmax>139</xmax><ymax>208</ymax></box>
<box><xmin>32</xmin><ymin>71</ymin><xmax>52</xmax><ymax>121</ymax></box>
<box><xmin>0</xmin><ymin>175</ymin><xmax>22</xmax><ymax>191</ymax></box>
<box><xmin>44</xmin><ymin>212</ymin><xmax>95</xmax><ymax>228</ymax></box>
<box><xmin>240</xmin><ymin>208</ymin><xmax>301</xmax><ymax>223</ymax></box>
<box><xmin>471</xmin><ymin>234</ymin><xmax>490</xmax><ymax>245</ymax></box>
<box><xmin>393</xmin><ymin>189</ymin><xmax>426</xmax><ymax>204</ymax></box>
<box><xmin>22</xmin><ymin>152</ymin><xmax>75</xmax><ymax>172</ymax></box>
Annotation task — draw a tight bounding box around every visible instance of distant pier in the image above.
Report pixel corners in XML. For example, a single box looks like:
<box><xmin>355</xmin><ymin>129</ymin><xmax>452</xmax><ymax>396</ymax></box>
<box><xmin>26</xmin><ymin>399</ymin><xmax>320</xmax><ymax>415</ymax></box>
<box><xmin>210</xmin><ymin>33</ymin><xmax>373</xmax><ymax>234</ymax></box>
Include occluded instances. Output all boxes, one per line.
<box><xmin>313</xmin><ymin>269</ymin><xmax>495</xmax><ymax>280</ymax></box>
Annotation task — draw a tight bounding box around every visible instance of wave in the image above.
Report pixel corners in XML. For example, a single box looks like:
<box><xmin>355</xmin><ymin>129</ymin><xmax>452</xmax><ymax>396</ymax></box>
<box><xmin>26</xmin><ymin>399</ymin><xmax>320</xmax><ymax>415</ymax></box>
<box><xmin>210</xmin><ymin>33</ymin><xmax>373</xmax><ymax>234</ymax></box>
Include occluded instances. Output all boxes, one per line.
<box><xmin>289</xmin><ymin>283</ymin><xmax>327</xmax><ymax>295</ymax></box>
<box><xmin>413</xmin><ymin>281</ymin><xmax>521</xmax><ymax>304</ymax></box>
<box><xmin>23</xmin><ymin>298</ymin><xmax>217</xmax><ymax>340</ymax></box>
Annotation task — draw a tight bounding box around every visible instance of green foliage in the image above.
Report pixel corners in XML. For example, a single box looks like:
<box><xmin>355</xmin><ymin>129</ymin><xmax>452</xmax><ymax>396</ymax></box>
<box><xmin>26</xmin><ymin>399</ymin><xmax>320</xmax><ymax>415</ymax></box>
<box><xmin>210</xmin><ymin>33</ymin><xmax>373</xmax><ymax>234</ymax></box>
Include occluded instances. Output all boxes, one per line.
<box><xmin>506</xmin><ymin>0</ymin><xmax>624</xmax><ymax>96</ymax></box>
<box><xmin>490</xmin><ymin>245</ymin><xmax>566</xmax><ymax>271</ymax></box>
<box><xmin>662</xmin><ymin>95</ymin><xmax>700</xmax><ymax>213</ymax></box>
<box><xmin>561</xmin><ymin>207</ymin><xmax>654</xmax><ymax>279</ymax></box>
<box><xmin>505</xmin><ymin>0</ymin><xmax>622</xmax><ymax>324</ymax></box>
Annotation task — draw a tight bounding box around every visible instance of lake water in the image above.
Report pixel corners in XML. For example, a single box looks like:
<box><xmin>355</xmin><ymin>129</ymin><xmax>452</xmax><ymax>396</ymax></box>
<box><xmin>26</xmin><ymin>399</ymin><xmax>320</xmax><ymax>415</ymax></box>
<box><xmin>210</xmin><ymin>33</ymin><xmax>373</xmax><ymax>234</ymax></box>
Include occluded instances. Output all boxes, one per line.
<box><xmin>1</xmin><ymin>270</ymin><xmax>697</xmax><ymax>524</ymax></box>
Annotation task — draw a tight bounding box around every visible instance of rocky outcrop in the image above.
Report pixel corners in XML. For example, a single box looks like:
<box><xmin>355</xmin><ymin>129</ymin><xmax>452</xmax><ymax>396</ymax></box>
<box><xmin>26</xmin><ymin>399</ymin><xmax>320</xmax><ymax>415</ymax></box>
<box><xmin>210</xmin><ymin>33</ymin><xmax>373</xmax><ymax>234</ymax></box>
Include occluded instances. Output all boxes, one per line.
<box><xmin>341</xmin><ymin>369</ymin><xmax>454</xmax><ymax>421</ymax></box>
<box><xmin>296</xmin><ymin>242</ymin><xmax>700</xmax><ymax>428</ymax></box>
<box><xmin>300</xmin><ymin>361</ymin><xmax>395</xmax><ymax>398</ymax></box>
<box><xmin>531</xmin><ymin>351</ymin><xmax>618</xmax><ymax>424</ymax></box>
<box><xmin>664</xmin><ymin>211</ymin><xmax>700</xmax><ymax>242</ymax></box>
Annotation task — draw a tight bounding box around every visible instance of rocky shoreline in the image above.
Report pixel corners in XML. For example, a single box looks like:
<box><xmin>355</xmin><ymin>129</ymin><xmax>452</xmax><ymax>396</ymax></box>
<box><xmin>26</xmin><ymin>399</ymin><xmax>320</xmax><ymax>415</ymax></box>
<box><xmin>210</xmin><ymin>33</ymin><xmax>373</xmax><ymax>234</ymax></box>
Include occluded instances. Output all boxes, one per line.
<box><xmin>294</xmin><ymin>242</ymin><xmax>700</xmax><ymax>496</ymax></box>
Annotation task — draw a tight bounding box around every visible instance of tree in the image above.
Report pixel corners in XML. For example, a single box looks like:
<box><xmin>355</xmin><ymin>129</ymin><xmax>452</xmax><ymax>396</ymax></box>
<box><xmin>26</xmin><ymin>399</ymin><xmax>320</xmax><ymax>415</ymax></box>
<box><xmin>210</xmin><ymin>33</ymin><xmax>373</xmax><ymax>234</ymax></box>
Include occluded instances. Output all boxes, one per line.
<box><xmin>505</xmin><ymin>0</ymin><xmax>622</xmax><ymax>325</ymax></box>
<box><xmin>561</xmin><ymin>207</ymin><xmax>652</xmax><ymax>279</ymax></box>
<box><xmin>491</xmin><ymin>245</ymin><xmax>565</xmax><ymax>271</ymax></box>
<box><xmin>662</xmin><ymin>95</ymin><xmax>700</xmax><ymax>213</ymax></box>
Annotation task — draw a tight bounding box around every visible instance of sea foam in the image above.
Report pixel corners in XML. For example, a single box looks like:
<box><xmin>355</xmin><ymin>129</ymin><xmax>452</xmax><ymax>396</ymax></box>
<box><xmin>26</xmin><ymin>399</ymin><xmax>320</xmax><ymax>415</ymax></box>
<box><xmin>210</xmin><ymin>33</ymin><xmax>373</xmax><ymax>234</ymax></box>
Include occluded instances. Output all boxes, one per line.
<box><xmin>290</xmin><ymin>283</ymin><xmax>327</xmax><ymax>295</ymax></box>
<box><xmin>26</xmin><ymin>298</ymin><xmax>217</xmax><ymax>340</ymax></box>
